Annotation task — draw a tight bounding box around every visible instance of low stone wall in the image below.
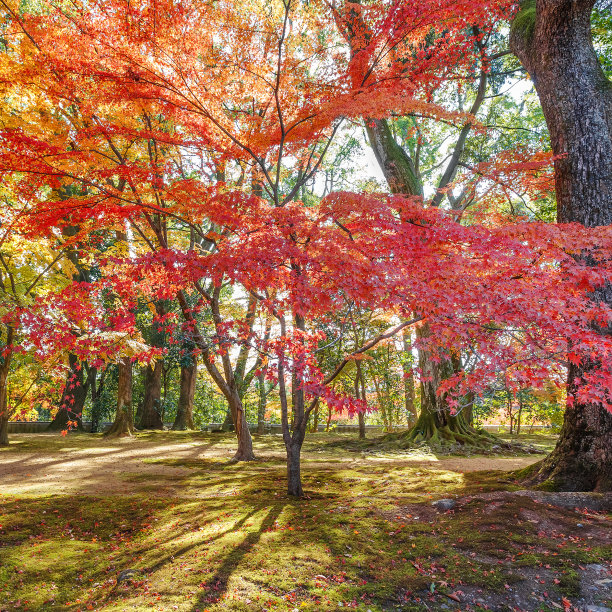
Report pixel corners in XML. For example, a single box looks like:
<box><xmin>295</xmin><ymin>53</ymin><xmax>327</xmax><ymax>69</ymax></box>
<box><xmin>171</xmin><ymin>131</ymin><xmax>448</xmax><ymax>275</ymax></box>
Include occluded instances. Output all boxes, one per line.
<box><xmin>7</xmin><ymin>421</ymin><xmax>553</xmax><ymax>435</ymax></box>
<box><xmin>7</xmin><ymin>421</ymin><xmax>385</xmax><ymax>434</ymax></box>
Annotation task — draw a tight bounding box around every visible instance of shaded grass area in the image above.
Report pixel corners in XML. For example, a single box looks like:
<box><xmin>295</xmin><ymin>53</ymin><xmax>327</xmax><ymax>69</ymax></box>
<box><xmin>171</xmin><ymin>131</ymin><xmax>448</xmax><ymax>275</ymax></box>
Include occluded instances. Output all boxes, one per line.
<box><xmin>1</xmin><ymin>431</ymin><xmax>611</xmax><ymax>611</ymax></box>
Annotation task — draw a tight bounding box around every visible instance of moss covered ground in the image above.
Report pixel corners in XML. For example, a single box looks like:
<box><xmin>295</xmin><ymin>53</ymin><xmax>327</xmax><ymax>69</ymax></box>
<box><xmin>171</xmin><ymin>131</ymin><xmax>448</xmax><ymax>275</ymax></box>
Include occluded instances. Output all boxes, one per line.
<box><xmin>0</xmin><ymin>431</ymin><xmax>610</xmax><ymax>611</ymax></box>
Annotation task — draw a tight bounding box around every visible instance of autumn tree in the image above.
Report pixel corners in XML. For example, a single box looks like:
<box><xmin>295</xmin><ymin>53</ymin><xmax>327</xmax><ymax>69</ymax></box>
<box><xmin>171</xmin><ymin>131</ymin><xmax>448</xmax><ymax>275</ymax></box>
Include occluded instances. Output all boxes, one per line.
<box><xmin>1</xmin><ymin>0</ymin><xmax>612</xmax><ymax>500</ymax></box>
<box><xmin>510</xmin><ymin>0</ymin><xmax>612</xmax><ymax>490</ymax></box>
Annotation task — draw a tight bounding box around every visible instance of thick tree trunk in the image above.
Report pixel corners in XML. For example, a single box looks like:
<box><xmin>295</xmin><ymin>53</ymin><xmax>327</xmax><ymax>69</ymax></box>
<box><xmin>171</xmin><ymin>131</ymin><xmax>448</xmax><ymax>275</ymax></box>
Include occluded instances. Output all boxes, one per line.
<box><xmin>105</xmin><ymin>359</ymin><xmax>134</xmax><ymax>437</ymax></box>
<box><xmin>366</xmin><ymin>120</ymin><xmax>471</xmax><ymax>442</ymax></box>
<box><xmin>511</xmin><ymin>0</ymin><xmax>612</xmax><ymax>491</ymax></box>
<box><xmin>138</xmin><ymin>362</ymin><xmax>164</xmax><ymax>430</ymax></box>
<box><xmin>526</xmin><ymin>363</ymin><xmax>612</xmax><ymax>490</ymax></box>
<box><xmin>47</xmin><ymin>355</ymin><xmax>89</xmax><ymax>432</ymax></box>
<box><xmin>172</xmin><ymin>362</ymin><xmax>196</xmax><ymax>430</ymax></box>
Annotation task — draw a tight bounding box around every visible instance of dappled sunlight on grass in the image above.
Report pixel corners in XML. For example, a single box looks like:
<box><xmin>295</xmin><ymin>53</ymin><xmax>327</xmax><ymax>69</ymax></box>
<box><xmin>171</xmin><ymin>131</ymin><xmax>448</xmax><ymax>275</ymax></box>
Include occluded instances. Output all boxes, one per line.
<box><xmin>3</xmin><ymin>431</ymin><xmax>607</xmax><ymax>611</ymax></box>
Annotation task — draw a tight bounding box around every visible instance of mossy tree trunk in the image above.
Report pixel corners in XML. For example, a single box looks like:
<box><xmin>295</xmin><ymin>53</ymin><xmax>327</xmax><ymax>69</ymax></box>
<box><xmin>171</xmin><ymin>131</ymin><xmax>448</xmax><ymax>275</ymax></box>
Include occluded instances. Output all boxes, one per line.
<box><xmin>511</xmin><ymin>0</ymin><xmax>612</xmax><ymax>491</ymax></box>
<box><xmin>138</xmin><ymin>362</ymin><xmax>164</xmax><ymax>430</ymax></box>
<box><xmin>401</xmin><ymin>323</ymin><xmax>496</xmax><ymax>447</ymax></box>
<box><xmin>172</xmin><ymin>361</ymin><xmax>196</xmax><ymax>430</ymax></box>
<box><xmin>105</xmin><ymin>358</ymin><xmax>134</xmax><ymax>437</ymax></box>
<box><xmin>365</xmin><ymin>119</ymin><xmax>496</xmax><ymax>447</ymax></box>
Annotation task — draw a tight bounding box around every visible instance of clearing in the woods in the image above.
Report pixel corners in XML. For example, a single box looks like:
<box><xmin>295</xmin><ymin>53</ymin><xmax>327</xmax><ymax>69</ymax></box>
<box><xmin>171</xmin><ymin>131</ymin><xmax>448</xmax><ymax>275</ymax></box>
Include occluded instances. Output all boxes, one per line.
<box><xmin>0</xmin><ymin>432</ymin><xmax>610</xmax><ymax>611</ymax></box>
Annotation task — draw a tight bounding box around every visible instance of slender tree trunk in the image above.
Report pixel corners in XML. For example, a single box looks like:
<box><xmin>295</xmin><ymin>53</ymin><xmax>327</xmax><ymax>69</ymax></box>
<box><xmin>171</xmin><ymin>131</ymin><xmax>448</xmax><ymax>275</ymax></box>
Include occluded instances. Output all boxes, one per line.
<box><xmin>47</xmin><ymin>355</ymin><xmax>90</xmax><ymax>432</ymax></box>
<box><xmin>0</xmin><ymin>365</ymin><xmax>9</xmax><ymax>445</ymax></box>
<box><xmin>105</xmin><ymin>358</ymin><xmax>134</xmax><ymax>437</ymax></box>
<box><xmin>229</xmin><ymin>391</ymin><xmax>255</xmax><ymax>461</ymax></box>
<box><xmin>138</xmin><ymin>362</ymin><xmax>164</xmax><ymax>430</ymax></box>
<box><xmin>175</xmin><ymin>290</ymin><xmax>255</xmax><ymax>460</ymax></box>
<box><xmin>309</xmin><ymin>401</ymin><xmax>319</xmax><ymax>433</ymax></box>
<box><xmin>358</xmin><ymin>413</ymin><xmax>366</xmax><ymax>439</ymax></box>
<box><xmin>356</xmin><ymin>362</ymin><xmax>366</xmax><ymax>439</ymax></box>
<box><xmin>511</xmin><ymin>0</ymin><xmax>612</xmax><ymax>490</ymax></box>
<box><xmin>172</xmin><ymin>362</ymin><xmax>196</xmax><ymax>430</ymax></box>
<box><xmin>256</xmin><ymin>371</ymin><xmax>267</xmax><ymax>434</ymax></box>
<box><xmin>326</xmin><ymin>404</ymin><xmax>333</xmax><ymax>431</ymax></box>
<box><xmin>286</xmin><ymin>440</ymin><xmax>303</xmax><ymax>497</ymax></box>
<box><xmin>89</xmin><ymin>367</ymin><xmax>104</xmax><ymax>434</ymax></box>
<box><xmin>402</xmin><ymin>330</ymin><xmax>417</xmax><ymax>427</ymax></box>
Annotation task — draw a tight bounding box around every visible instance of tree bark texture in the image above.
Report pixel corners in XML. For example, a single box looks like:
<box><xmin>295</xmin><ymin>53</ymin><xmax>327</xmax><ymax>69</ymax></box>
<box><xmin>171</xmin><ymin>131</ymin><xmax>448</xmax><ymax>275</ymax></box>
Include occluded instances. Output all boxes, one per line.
<box><xmin>105</xmin><ymin>359</ymin><xmax>134</xmax><ymax>437</ymax></box>
<box><xmin>138</xmin><ymin>362</ymin><xmax>164</xmax><ymax>430</ymax></box>
<box><xmin>172</xmin><ymin>362</ymin><xmax>196</xmax><ymax>430</ymax></box>
<box><xmin>511</xmin><ymin>0</ymin><xmax>612</xmax><ymax>491</ymax></box>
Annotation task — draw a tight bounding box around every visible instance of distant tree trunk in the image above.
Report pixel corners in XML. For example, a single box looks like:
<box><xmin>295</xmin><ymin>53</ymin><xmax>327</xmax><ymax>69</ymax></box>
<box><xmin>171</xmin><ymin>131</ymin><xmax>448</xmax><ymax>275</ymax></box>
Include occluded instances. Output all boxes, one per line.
<box><xmin>221</xmin><ymin>407</ymin><xmax>234</xmax><ymax>431</ymax></box>
<box><xmin>511</xmin><ymin>0</ymin><xmax>612</xmax><ymax>490</ymax></box>
<box><xmin>326</xmin><ymin>404</ymin><xmax>333</xmax><ymax>432</ymax></box>
<box><xmin>105</xmin><ymin>358</ymin><xmax>134</xmax><ymax>437</ymax></box>
<box><xmin>228</xmin><ymin>391</ymin><xmax>255</xmax><ymax>461</ymax></box>
<box><xmin>365</xmin><ymin>121</ymin><xmax>493</xmax><ymax>446</ymax></box>
<box><xmin>0</xmin><ymin>366</ymin><xmax>9</xmax><ymax>446</ymax></box>
<box><xmin>256</xmin><ymin>371</ymin><xmax>267</xmax><ymax>434</ymax></box>
<box><xmin>47</xmin><ymin>355</ymin><xmax>90</xmax><ymax>432</ymax></box>
<box><xmin>402</xmin><ymin>330</ymin><xmax>417</xmax><ymax>427</ymax></box>
<box><xmin>138</xmin><ymin>362</ymin><xmax>164</xmax><ymax>430</ymax></box>
<box><xmin>517</xmin><ymin>399</ymin><xmax>523</xmax><ymax>436</ymax></box>
<box><xmin>402</xmin><ymin>324</ymin><xmax>495</xmax><ymax>447</ymax></box>
<box><xmin>356</xmin><ymin>362</ymin><xmax>366</xmax><ymax>439</ymax></box>
<box><xmin>463</xmin><ymin>391</ymin><xmax>474</xmax><ymax>427</ymax></box>
<box><xmin>0</xmin><ymin>332</ymin><xmax>13</xmax><ymax>446</ymax></box>
<box><xmin>0</xmin><ymin>414</ymin><xmax>7</xmax><ymax>446</ymax></box>
<box><xmin>89</xmin><ymin>367</ymin><xmax>104</xmax><ymax>434</ymax></box>
<box><xmin>309</xmin><ymin>400</ymin><xmax>319</xmax><ymax>433</ymax></box>
<box><xmin>172</xmin><ymin>362</ymin><xmax>196</xmax><ymax>430</ymax></box>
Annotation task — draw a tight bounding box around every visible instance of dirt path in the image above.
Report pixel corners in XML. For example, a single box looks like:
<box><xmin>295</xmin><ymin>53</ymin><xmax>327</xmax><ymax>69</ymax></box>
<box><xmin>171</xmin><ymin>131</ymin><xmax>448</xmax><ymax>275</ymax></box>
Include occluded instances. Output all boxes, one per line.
<box><xmin>0</xmin><ymin>433</ymin><xmax>543</xmax><ymax>497</ymax></box>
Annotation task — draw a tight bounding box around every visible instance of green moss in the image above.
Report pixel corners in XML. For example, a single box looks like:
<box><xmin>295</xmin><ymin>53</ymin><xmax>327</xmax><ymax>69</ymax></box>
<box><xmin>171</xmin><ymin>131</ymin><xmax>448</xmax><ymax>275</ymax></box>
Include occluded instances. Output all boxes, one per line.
<box><xmin>3</xmin><ymin>431</ymin><xmax>603</xmax><ymax>611</ymax></box>
<box><xmin>558</xmin><ymin>569</ymin><xmax>581</xmax><ymax>597</ymax></box>
<box><xmin>511</xmin><ymin>0</ymin><xmax>536</xmax><ymax>42</ymax></box>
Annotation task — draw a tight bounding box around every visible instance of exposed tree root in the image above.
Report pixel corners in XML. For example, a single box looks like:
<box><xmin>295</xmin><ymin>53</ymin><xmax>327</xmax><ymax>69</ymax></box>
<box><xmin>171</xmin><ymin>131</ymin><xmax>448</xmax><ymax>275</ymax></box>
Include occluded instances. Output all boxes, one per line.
<box><xmin>390</xmin><ymin>410</ymin><xmax>502</xmax><ymax>451</ymax></box>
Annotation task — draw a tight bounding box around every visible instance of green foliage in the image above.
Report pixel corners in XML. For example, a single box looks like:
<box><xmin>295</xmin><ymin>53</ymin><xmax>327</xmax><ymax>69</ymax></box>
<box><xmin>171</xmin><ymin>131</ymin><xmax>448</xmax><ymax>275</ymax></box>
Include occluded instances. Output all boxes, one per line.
<box><xmin>593</xmin><ymin>5</ymin><xmax>612</xmax><ymax>80</ymax></box>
